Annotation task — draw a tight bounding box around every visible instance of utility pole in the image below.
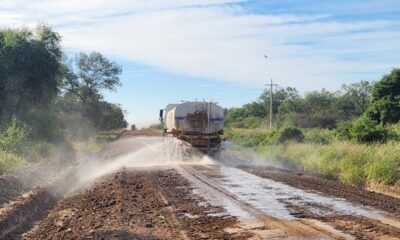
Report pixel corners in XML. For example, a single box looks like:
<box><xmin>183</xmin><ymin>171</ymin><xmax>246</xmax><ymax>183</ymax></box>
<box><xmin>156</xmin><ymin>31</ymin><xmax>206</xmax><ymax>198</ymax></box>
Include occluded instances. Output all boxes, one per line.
<box><xmin>263</xmin><ymin>54</ymin><xmax>277</xmax><ymax>129</ymax></box>
<box><xmin>265</xmin><ymin>79</ymin><xmax>277</xmax><ymax>129</ymax></box>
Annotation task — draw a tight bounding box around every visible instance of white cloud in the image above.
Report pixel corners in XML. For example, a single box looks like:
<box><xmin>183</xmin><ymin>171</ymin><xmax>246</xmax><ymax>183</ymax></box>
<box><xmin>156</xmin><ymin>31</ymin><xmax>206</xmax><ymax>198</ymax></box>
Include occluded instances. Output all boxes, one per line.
<box><xmin>1</xmin><ymin>0</ymin><xmax>399</xmax><ymax>91</ymax></box>
<box><xmin>0</xmin><ymin>12</ymin><xmax>22</xmax><ymax>25</ymax></box>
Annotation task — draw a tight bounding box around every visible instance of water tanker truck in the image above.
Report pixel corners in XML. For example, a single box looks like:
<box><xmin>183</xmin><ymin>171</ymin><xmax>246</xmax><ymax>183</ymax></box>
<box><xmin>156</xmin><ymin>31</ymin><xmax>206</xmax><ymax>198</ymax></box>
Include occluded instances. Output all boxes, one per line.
<box><xmin>160</xmin><ymin>101</ymin><xmax>224</xmax><ymax>155</ymax></box>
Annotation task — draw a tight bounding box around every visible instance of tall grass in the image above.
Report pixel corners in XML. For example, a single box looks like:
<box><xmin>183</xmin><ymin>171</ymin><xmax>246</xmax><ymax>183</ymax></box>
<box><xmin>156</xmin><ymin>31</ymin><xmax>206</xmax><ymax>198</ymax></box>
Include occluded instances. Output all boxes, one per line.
<box><xmin>0</xmin><ymin>150</ymin><xmax>27</xmax><ymax>174</ymax></box>
<box><xmin>226</xmin><ymin>128</ymin><xmax>400</xmax><ymax>187</ymax></box>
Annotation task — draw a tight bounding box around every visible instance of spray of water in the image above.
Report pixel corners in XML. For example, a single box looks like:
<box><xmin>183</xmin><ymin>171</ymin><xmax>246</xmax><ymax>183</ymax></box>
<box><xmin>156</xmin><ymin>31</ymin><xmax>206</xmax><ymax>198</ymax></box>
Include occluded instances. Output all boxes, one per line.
<box><xmin>76</xmin><ymin>136</ymin><xmax>215</xmax><ymax>183</ymax></box>
<box><xmin>0</xmin><ymin>134</ymin><xmax>295</xmax><ymax>206</ymax></box>
<box><xmin>74</xmin><ymin>137</ymin><xmax>290</xmax><ymax>189</ymax></box>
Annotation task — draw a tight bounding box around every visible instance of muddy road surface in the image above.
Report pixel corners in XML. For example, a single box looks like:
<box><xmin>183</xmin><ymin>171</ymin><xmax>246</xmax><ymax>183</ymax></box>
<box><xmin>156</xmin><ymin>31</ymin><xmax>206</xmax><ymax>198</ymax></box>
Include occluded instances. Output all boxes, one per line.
<box><xmin>1</xmin><ymin>134</ymin><xmax>400</xmax><ymax>239</ymax></box>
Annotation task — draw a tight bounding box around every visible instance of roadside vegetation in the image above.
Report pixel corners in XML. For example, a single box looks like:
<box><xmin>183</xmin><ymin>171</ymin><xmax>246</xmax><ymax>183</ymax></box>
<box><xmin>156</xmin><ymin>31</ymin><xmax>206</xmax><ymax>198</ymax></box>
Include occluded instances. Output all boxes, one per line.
<box><xmin>146</xmin><ymin>123</ymin><xmax>164</xmax><ymax>131</ymax></box>
<box><xmin>0</xmin><ymin>25</ymin><xmax>127</xmax><ymax>173</ymax></box>
<box><xmin>225</xmin><ymin>69</ymin><xmax>400</xmax><ymax>191</ymax></box>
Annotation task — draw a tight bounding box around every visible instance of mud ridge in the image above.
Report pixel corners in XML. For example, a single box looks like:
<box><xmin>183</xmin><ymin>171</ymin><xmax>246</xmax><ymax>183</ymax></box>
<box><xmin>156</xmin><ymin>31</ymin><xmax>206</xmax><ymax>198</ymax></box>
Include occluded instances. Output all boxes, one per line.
<box><xmin>0</xmin><ymin>188</ymin><xmax>57</xmax><ymax>239</ymax></box>
<box><xmin>0</xmin><ymin>174</ymin><xmax>26</xmax><ymax>206</ymax></box>
<box><xmin>0</xmin><ymin>167</ymin><xmax>77</xmax><ymax>239</ymax></box>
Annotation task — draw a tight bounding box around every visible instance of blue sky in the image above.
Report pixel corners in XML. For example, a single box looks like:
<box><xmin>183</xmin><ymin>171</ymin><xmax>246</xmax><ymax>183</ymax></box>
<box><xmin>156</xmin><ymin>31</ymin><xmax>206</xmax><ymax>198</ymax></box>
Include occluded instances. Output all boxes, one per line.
<box><xmin>1</xmin><ymin>0</ymin><xmax>399</xmax><ymax>126</ymax></box>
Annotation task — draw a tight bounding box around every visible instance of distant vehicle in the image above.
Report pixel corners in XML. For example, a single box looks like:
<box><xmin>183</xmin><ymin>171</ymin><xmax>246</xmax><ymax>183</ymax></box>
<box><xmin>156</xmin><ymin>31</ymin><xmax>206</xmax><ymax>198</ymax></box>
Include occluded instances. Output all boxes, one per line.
<box><xmin>160</xmin><ymin>101</ymin><xmax>223</xmax><ymax>155</ymax></box>
<box><xmin>131</xmin><ymin>124</ymin><xmax>137</xmax><ymax>131</ymax></box>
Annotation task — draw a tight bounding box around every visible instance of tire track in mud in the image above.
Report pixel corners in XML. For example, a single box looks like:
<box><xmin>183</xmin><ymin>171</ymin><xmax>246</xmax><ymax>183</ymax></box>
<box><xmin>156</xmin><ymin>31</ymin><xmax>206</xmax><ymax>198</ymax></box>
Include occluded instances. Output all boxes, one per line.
<box><xmin>151</xmin><ymin>168</ymin><xmax>243</xmax><ymax>239</ymax></box>
<box><xmin>150</xmin><ymin>188</ymin><xmax>190</xmax><ymax>240</ymax></box>
<box><xmin>178</xmin><ymin>164</ymin><xmax>347</xmax><ymax>239</ymax></box>
<box><xmin>20</xmin><ymin>168</ymin><xmax>241</xmax><ymax>240</ymax></box>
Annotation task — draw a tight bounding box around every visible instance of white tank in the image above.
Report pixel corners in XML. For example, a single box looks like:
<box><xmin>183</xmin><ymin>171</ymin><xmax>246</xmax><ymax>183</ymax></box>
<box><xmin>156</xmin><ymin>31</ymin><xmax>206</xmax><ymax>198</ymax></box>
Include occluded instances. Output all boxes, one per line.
<box><xmin>165</xmin><ymin>102</ymin><xmax>223</xmax><ymax>134</ymax></box>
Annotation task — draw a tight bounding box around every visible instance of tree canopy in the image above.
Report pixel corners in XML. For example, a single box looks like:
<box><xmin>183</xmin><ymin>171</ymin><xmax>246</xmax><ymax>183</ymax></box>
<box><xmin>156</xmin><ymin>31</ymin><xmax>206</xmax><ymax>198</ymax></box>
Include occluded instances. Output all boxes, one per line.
<box><xmin>62</xmin><ymin>51</ymin><xmax>122</xmax><ymax>104</ymax></box>
<box><xmin>0</xmin><ymin>25</ymin><xmax>127</xmax><ymax>141</ymax></box>
<box><xmin>59</xmin><ymin>51</ymin><xmax>126</xmax><ymax>134</ymax></box>
<box><xmin>367</xmin><ymin>68</ymin><xmax>400</xmax><ymax>124</ymax></box>
<box><xmin>0</xmin><ymin>25</ymin><xmax>63</xmax><ymax>137</ymax></box>
<box><xmin>225</xmin><ymin>77</ymin><xmax>388</xmax><ymax>129</ymax></box>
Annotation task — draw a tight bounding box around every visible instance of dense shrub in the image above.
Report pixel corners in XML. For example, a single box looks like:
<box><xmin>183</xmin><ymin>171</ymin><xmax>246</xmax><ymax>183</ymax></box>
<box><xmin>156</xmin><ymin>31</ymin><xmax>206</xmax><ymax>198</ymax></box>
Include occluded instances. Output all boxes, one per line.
<box><xmin>236</xmin><ymin>132</ymin><xmax>271</xmax><ymax>148</ymax></box>
<box><xmin>0</xmin><ymin>119</ymin><xmax>58</xmax><ymax>163</ymax></box>
<box><xmin>387</xmin><ymin>124</ymin><xmax>400</xmax><ymax>141</ymax></box>
<box><xmin>0</xmin><ymin>118</ymin><xmax>31</xmax><ymax>154</ymax></box>
<box><xmin>334</xmin><ymin>121</ymin><xmax>353</xmax><ymax>140</ymax></box>
<box><xmin>304</xmin><ymin>128</ymin><xmax>334</xmax><ymax>144</ymax></box>
<box><xmin>350</xmin><ymin>116</ymin><xmax>389</xmax><ymax>143</ymax></box>
<box><xmin>0</xmin><ymin>150</ymin><xmax>26</xmax><ymax>174</ymax></box>
<box><xmin>276</xmin><ymin>127</ymin><xmax>304</xmax><ymax>143</ymax></box>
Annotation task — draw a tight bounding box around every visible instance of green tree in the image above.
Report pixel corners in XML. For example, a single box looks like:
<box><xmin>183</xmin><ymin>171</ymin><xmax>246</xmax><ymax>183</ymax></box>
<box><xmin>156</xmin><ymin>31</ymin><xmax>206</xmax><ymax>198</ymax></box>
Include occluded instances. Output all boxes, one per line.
<box><xmin>242</xmin><ymin>102</ymin><xmax>266</xmax><ymax>118</ymax></box>
<box><xmin>341</xmin><ymin>80</ymin><xmax>372</xmax><ymax>113</ymax></box>
<box><xmin>224</xmin><ymin>107</ymin><xmax>257</xmax><ymax>128</ymax></box>
<box><xmin>62</xmin><ymin>51</ymin><xmax>122</xmax><ymax>105</ymax></box>
<box><xmin>259</xmin><ymin>87</ymin><xmax>299</xmax><ymax>115</ymax></box>
<box><xmin>58</xmin><ymin>90</ymin><xmax>127</xmax><ymax>133</ymax></box>
<box><xmin>91</xmin><ymin>101</ymin><xmax>127</xmax><ymax>130</ymax></box>
<box><xmin>303</xmin><ymin>89</ymin><xmax>335</xmax><ymax>112</ymax></box>
<box><xmin>277</xmin><ymin>89</ymin><xmax>340</xmax><ymax>128</ymax></box>
<box><xmin>60</xmin><ymin>51</ymin><xmax>126</xmax><ymax>132</ymax></box>
<box><xmin>0</xmin><ymin>25</ymin><xmax>62</xmax><ymax>138</ymax></box>
<box><xmin>224</xmin><ymin>101</ymin><xmax>266</xmax><ymax>127</ymax></box>
<box><xmin>335</xmin><ymin>95</ymin><xmax>357</xmax><ymax>119</ymax></box>
<box><xmin>335</xmin><ymin>80</ymin><xmax>372</xmax><ymax>119</ymax></box>
<box><xmin>367</xmin><ymin>68</ymin><xmax>400</xmax><ymax>124</ymax></box>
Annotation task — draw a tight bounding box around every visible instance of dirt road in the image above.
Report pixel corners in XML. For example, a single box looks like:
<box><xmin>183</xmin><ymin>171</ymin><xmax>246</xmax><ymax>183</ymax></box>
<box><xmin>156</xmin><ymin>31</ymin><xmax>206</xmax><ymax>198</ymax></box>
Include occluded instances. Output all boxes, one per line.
<box><xmin>1</xmin><ymin>135</ymin><xmax>400</xmax><ymax>239</ymax></box>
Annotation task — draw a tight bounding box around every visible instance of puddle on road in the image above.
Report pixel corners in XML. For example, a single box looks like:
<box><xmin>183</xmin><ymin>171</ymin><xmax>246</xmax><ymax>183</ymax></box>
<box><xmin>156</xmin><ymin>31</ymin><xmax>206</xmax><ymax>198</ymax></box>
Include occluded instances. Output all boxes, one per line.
<box><xmin>178</xmin><ymin>166</ymin><xmax>253</xmax><ymax>219</ymax></box>
<box><xmin>192</xmin><ymin>181</ymin><xmax>253</xmax><ymax>219</ymax></box>
<box><xmin>217</xmin><ymin>166</ymin><xmax>384</xmax><ymax>220</ymax></box>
